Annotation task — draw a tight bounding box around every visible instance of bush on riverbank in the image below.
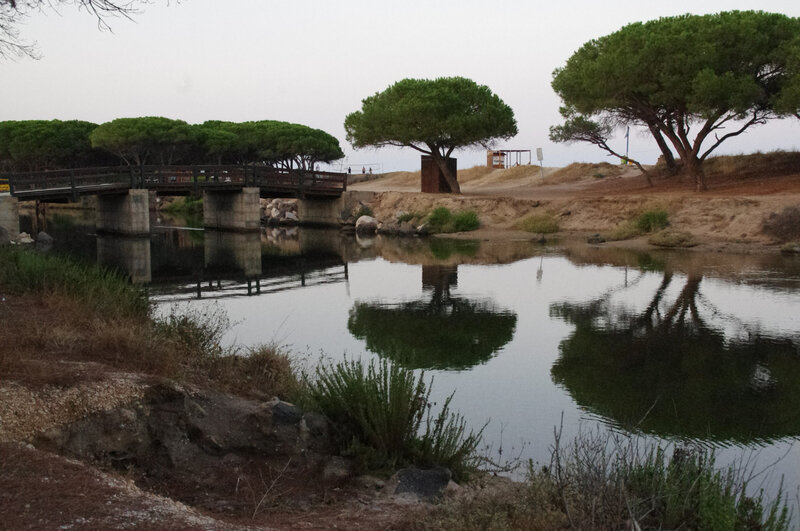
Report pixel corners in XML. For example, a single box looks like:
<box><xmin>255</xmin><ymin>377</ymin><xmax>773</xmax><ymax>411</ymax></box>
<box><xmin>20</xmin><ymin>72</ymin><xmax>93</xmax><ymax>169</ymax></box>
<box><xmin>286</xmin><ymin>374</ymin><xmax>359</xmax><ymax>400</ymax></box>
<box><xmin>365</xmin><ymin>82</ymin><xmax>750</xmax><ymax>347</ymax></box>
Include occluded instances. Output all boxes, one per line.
<box><xmin>0</xmin><ymin>246</ymin><xmax>149</xmax><ymax>318</ymax></box>
<box><xmin>303</xmin><ymin>358</ymin><xmax>483</xmax><ymax>481</ymax></box>
<box><xmin>162</xmin><ymin>196</ymin><xmax>203</xmax><ymax>216</ymax></box>
<box><xmin>517</xmin><ymin>213</ymin><xmax>559</xmax><ymax>234</ymax></box>
<box><xmin>0</xmin><ymin>247</ymin><xmax>297</xmax><ymax>399</ymax></box>
<box><xmin>607</xmin><ymin>209</ymin><xmax>670</xmax><ymax>241</ymax></box>
<box><xmin>419</xmin><ymin>430</ymin><xmax>790</xmax><ymax>530</ymax></box>
<box><xmin>426</xmin><ymin>207</ymin><xmax>480</xmax><ymax>233</ymax></box>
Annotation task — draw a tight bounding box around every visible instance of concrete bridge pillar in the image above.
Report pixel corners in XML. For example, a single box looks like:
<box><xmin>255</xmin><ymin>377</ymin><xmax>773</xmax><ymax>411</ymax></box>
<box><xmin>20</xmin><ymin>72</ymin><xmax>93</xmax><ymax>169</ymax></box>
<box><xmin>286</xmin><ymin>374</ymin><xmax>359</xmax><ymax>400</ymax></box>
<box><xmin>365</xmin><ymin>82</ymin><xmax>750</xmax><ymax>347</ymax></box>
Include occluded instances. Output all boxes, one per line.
<box><xmin>0</xmin><ymin>195</ymin><xmax>20</xmax><ymax>241</ymax></box>
<box><xmin>297</xmin><ymin>191</ymin><xmax>375</xmax><ymax>226</ymax></box>
<box><xmin>203</xmin><ymin>188</ymin><xmax>260</xmax><ymax>231</ymax></box>
<box><xmin>96</xmin><ymin>190</ymin><xmax>150</xmax><ymax>236</ymax></box>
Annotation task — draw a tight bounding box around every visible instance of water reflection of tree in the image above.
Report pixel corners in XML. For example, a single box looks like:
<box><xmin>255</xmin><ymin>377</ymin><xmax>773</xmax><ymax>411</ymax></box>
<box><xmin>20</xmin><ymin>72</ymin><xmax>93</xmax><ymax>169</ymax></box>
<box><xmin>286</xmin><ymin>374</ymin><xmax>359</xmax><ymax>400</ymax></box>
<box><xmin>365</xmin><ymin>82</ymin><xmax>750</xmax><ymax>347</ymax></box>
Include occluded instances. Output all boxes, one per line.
<box><xmin>348</xmin><ymin>265</ymin><xmax>517</xmax><ymax>370</ymax></box>
<box><xmin>550</xmin><ymin>271</ymin><xmax>800</xmax><ymax>443</ymax></box>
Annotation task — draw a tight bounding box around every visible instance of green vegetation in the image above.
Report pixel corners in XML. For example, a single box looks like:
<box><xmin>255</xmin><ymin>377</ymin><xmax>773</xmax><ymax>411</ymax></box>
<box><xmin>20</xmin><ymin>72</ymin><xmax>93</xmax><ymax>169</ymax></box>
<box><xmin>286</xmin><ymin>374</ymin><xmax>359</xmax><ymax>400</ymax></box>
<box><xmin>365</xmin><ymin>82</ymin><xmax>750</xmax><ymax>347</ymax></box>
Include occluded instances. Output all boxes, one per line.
<box><xmin>303</xmin><ymin>358</ymin><xmax>483</xmax><ymax>481</ymax></box>
<box><xmin>354</xmin><ymin>204</ymin><xmax>374</xmax><ymax>218</ymax></box>
<box><xmin>0</xmin><ymin>117</ymin><xmax>344</xmax><ymax>172</ymax></box>
<box><xmin>606</xmin><ymin>209</ymin><xmax>669</xmax><ymax>241</ymax></box>
<box><xmin>517</xmin><ymin>213</ymin><xmax>559</xmax><ymax>234</ymax></box>
<box><xmin>636</xmin><ymin>209</ymin><xmax>669</xmax><ymax>232</ymax></box>
<box><xmin>649</xmin><ymin>229</ymin><xmax>697</xmax><ymax>248</ymax></box>
<box><xmin>0</xmin><ymin>246</ymin><xmax>297</xmax><ymax>399</ymax></box>
<box><xmin>421</xmin><ymin>432</ymin><xmax>790</xmax><ymax>530</ymax></box>
<box><xmin>0</xmin><ymin>245</ymin><xmax>148</xmax><ymax>318</ymax></box>
<box><xmin>425</xmin><ymin>207</ymin><xmax>480</xmax><ymax>233</ymax></box>
<box><xmin>0</xmin><ymin>120</ymin><xmax>114</xmax><ymax>171</ymax></box>
<box><xmin>162</xmin><ymin>196</ymin><xmax>203</xmax><ymax>216</ymax></box>
<box><xmin>550</xmin><ymin>11</ymin><xmax>800</xmax><ymax>189</ymax></box>
<box><xmin>345</xmin><ymin>77</ymin><xmax>517</xmax><ymax>193</ymax></box>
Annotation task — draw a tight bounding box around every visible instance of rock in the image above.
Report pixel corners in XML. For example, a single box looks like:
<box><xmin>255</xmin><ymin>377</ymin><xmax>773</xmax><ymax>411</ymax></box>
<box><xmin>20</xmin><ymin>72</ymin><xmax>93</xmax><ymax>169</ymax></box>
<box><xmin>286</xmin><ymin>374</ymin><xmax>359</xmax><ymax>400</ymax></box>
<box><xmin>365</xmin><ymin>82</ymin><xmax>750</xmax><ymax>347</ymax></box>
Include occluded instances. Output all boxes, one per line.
<box><xmin>378</xmin><ymin>220</ymin><xmax>399</xmax><ymax>235</ymax></box>
<box><xmin>271</xmin><ymin>400</ymin><xmax>303</xmax><ymax>424</ymax></box>
<box><xmin>355</xmin><ymin>215</ymin><xmax>378</xmax><ymax>234</ymax></box>
<box><xmin>390</xmin><ymin>467</ymin><xmax>452</xmax><ymax>501</ymax></box>
<box><xmin>416</xmin><ymin>223</ymin><xmax>430</xmax><ymax>236</ymax></box>
<box><xmin>284</xmin><ymin>211</ymin><xmax>299</xmax><ymax>222</ymax></box>
<box><xmin>0</xmin><ymin>226</ymin><xmax>9</xmax><ymax>245</ymax></box>
<box><xmin>322</xmin><ymin>456</ymin><xmax>352</xmax><ymax>481</ymax></box>
<box><xmin>14</xmin><ymin>232</ymin><xmax>34</xmax><ymax>244</ymax></box>
<box><xmin>399</xmin><ymin>221</ymin><xmax>416</xmax><ymax>236</ymax></box>
<box><xmin>36</xmin><ymin>231</ymin><xmax>54</xmax><ymax>250</ymax></box>
<box><xmin>587</xmin><ymin>233</ymin><xmax>606</xmax><ymax>244</ymax></box>
<box><xmin>271</xmin><ymin>208</ymin><xmax>281</xmax><ymax>219</ymax></box>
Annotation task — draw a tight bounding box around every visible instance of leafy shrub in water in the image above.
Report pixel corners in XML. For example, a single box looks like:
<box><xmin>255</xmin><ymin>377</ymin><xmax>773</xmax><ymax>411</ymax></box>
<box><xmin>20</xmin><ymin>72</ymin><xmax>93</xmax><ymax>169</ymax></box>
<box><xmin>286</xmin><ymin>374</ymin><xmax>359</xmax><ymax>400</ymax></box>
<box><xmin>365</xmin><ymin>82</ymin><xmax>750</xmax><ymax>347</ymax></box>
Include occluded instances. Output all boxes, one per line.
<box><xmin>636</xmin><ymin>209</ymin><xmax>669</xmax><ymax>232</ymax></box>
<box><xmin>518</xmin><ymin>213</ymin><xmax>559</xmax><ymax>234</ymax></box>
<box><xmin>304</xmin><ymin>358</ymin><xmax>483</xmax><ymax>481</ymax></box>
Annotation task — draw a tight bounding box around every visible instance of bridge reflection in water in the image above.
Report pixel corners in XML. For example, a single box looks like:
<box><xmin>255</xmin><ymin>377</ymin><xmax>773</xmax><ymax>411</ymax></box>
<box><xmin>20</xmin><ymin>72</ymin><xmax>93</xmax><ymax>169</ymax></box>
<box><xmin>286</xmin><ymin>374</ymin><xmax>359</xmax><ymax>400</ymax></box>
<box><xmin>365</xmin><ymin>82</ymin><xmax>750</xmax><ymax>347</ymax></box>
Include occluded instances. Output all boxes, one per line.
<box><xmin>94</xmin><ymin>227</ymin><xmax>349</xmax><ymax>302</ymax></box>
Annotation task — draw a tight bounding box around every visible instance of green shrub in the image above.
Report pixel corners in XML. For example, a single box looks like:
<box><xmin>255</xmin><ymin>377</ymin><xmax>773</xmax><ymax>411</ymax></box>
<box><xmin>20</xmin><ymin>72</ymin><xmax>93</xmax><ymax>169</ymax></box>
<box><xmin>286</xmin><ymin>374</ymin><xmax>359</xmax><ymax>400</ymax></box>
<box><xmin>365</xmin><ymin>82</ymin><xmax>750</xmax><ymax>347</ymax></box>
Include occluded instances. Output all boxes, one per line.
<box><xmin>427</xmin><ymin>207</ymin><xmax>453</xmax><ymax>232</ymax></box>
<box><xmin>451</xmin><ymin>210</ymin><xmax>480</xmax><ymax>232</ymax></box>
<box><xmin>0</xmin><ymin>246</ymin><xmax>149</xmax><ymax>318</ymax></box>
<box><xmin>426</xmin><ymin>207</ymin><xmax>480</xmax><ymax>233</ymax></box>
<box><xmin>648</xmin><ymin>230</ymin><xmax>697</xmax><ymax>248</ymax></box>
<box><xmin>397</xmin><ymin>211</ymin><xmax>418</xmax><ymax>223</ymax></box>
<box><xmin>354</xmin><ymin>204</ymin><xmax>374</xmax><ymax>218</ymax></box>
<box><xmin>154</xmin><ymin>303</ymin><xmax>232</xmax><ymax>359</ymax></box>
<box><xmin>518</xmin><ymin>214</ymin><xmax>559</xmax><ymax>234</ymax></box>
<box><xmin>303</xmin><ymin>358</ymin><xmax>483</xmax><ymax>481</ymax></box>
<box><xmin>421</xmin><ymin>431</ymin><xmax>791</xmax><ymax>530</ymax></box>
<box><xmin>636</xmin><ymin>209</ymin><xmax>669</xmax><ymax>232</ymax></box>
<box><xmin>163</xmin><ymin>195</ymin><xmax>203</xmax><ymax>216</ymax></box>
<box><xmin>606</xmin><ymin>220</ymin><xmax>642</xmax><ymax>241</ymax></box>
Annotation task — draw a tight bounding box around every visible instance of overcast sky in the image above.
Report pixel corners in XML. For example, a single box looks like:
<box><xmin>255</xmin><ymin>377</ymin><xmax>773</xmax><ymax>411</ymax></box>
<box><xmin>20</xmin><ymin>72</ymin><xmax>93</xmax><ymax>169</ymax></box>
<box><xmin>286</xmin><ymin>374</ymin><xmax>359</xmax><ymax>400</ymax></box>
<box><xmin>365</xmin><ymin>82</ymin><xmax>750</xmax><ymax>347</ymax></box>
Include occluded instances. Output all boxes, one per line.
<box><xmin>2</xmin><ymin>0</ymin><xmax>800</xmax><ymax>171</ymax></box>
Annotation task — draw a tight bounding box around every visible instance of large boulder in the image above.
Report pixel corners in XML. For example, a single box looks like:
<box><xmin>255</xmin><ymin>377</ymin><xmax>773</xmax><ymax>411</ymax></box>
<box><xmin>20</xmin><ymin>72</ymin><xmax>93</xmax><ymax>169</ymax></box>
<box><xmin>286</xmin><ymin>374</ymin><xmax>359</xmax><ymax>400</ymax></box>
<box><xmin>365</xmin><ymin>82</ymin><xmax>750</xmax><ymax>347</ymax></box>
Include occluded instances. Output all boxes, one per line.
<box><xmin>355</xmin><ymin>215</ymin><xmax>378</xmax><ymax>235</ymax></box>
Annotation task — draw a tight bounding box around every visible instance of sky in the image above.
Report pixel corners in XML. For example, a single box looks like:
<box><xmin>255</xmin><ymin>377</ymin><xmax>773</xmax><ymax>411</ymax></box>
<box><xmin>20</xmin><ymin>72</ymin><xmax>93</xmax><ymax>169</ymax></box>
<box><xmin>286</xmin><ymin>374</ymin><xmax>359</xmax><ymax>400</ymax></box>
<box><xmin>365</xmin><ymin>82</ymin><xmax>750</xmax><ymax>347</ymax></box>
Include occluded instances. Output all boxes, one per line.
<box><xmin>2</xmin><ymin>0</ymin><xmax>800</xmax><ymax>172</ymax></box>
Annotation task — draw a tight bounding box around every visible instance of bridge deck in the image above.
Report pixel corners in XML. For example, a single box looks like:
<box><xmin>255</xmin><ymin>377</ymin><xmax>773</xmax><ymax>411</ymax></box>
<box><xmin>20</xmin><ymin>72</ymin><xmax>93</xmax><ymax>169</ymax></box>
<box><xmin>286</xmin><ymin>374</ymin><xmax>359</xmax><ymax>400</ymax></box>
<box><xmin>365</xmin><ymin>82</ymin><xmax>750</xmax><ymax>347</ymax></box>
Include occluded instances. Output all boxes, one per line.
<box><xmin>4</xmin><ymin>165</ymin><xmax>347</xmax><ymax>201</ymax></box>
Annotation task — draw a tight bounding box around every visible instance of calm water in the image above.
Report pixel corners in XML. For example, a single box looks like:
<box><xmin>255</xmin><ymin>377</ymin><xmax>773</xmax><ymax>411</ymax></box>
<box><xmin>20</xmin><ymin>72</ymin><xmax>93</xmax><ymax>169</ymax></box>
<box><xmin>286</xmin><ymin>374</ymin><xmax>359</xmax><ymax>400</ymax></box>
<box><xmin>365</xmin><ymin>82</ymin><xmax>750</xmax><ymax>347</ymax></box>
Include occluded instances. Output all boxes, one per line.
<box><xmin>25</xmin><ymin>212</ymin><xmax>800</xmax><ymax>506</ymax></box>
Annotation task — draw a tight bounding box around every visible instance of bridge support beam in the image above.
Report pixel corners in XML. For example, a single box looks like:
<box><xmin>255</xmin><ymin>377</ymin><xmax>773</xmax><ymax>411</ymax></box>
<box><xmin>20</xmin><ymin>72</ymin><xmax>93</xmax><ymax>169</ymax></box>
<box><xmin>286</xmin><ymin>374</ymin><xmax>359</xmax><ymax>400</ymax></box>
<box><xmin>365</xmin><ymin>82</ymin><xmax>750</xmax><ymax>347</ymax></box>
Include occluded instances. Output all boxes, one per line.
<box><xmin>96</xmin><ymin>190</ymin><xmax>150</xmax><ymax>236</ymax></box>
<box><xmin>0</xmin><ymin>195</ymin><xmax>20</xmax><ymax>241</ymax></box>
<box><xmin>203</xmin><ymin>187</ymin><xmax>260</xmax><ymax>232</ymax></box>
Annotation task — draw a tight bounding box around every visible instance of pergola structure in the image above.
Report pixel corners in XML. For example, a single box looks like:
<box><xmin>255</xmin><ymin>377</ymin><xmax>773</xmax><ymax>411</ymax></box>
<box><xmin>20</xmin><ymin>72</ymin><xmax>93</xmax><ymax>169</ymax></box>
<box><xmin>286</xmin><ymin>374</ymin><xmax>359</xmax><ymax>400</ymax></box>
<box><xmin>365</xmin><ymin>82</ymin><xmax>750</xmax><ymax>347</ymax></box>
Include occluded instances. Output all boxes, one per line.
<box><xmin>486</xmin><ymin>149</ymin><xmax>532</xmax><ymax>169</ymax></box>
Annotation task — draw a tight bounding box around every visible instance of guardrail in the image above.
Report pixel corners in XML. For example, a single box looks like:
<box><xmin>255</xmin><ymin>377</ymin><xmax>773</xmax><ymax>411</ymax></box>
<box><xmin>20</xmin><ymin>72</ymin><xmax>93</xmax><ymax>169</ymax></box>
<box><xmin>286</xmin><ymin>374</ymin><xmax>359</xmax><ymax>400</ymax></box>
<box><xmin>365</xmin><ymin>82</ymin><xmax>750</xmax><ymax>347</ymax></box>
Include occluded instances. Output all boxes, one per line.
<box><xmin>4</xmin><ymin>164</ymin><xmax>347</xmax><ymax>199</ymax></box>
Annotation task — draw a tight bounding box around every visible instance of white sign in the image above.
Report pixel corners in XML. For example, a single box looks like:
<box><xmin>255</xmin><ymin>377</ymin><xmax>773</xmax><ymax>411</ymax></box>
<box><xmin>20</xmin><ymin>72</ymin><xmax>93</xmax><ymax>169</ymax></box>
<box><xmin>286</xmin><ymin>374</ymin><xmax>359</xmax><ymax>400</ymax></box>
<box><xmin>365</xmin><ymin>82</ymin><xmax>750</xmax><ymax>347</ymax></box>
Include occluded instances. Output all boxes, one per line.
<box><xmin>536</xmin><ymin>148</ymin><xmax>543</xmax><ymax>162</ymax></box>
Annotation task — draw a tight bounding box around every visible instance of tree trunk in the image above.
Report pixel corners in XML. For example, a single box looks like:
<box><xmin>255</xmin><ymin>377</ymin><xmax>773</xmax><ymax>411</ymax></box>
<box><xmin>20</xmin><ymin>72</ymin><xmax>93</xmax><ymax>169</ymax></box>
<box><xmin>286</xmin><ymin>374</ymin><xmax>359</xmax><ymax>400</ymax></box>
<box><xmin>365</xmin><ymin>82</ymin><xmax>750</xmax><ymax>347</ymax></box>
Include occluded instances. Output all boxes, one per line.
<box><xmin>647</xmin><ymin>122</ymin><xmax>678</xmax><ymax>174</ymax></box>
<box><xmin>684</xmin><ymin>155</ymin><xmax>707</xmax><ymax>191</ymax></box>
<box><xmin>432</xmin><ymin>153</ymin><xmax>460</xmax><ymax>194</ymax></box>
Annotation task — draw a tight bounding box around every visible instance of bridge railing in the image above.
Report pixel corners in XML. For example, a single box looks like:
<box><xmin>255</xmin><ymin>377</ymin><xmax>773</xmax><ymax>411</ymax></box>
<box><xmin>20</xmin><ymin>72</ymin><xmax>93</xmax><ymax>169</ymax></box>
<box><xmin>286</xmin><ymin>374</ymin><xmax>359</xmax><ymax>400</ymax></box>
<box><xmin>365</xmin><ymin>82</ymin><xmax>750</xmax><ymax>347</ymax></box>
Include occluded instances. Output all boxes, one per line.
<box><xmin>5</xmin><ymin>164</ymin><xmax>347</xmax><ymax>198</ymax></box>
<box><xmin>8</xmin><ymin>167</ymin><xmax>133</xmax><ymax>198</ymax></box>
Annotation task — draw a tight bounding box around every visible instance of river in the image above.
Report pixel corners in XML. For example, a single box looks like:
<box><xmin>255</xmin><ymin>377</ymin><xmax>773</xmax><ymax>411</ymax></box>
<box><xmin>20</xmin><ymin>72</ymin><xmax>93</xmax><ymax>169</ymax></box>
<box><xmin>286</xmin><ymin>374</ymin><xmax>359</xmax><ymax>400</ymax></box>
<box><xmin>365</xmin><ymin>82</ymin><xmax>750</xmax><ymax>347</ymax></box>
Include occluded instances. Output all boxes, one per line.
<box><xmin>23</xmin><ymin>211</ymin><xmax>800</xmax><ymax>510</ymax></box>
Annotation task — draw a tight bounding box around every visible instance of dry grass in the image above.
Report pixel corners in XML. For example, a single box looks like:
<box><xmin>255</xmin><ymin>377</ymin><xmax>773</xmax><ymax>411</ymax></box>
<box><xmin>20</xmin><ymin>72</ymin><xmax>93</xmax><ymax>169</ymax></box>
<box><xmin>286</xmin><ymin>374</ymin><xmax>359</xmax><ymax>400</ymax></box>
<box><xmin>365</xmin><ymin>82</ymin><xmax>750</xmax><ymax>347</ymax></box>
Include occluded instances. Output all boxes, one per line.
<box><xmin>762</xmin><ymin>206</ymin><xmax>800</xmax><ymax>243</ymax></box>
<box><xmin>543</xmin><ymin>162</ymin><xmax>625</xmax><ymax>185</ymax></box>
<box><xmin>702</xmin><ymin>151</ymin><xmax>800</xmax><ymax>179</ymax></box>
<box><xmin>0</xmin><ymin>293</ymin><xmax>298</xmax><ymax>400</ymax></box>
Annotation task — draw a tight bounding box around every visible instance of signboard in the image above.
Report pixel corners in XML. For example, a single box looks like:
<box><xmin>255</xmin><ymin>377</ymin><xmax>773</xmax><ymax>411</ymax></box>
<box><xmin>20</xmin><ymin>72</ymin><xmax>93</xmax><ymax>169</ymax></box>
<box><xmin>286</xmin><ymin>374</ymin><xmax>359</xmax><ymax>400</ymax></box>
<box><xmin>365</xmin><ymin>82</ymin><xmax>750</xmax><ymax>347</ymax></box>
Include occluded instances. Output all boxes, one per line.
<box><xmin>536</xmin><ymin>148</ymin><xmax>543</xmax><ymax>162</ymax></box>
<box><xmin>0</xmin><ymin>179</ymin><xmax>8</xmax><ymax>193</ymax></box>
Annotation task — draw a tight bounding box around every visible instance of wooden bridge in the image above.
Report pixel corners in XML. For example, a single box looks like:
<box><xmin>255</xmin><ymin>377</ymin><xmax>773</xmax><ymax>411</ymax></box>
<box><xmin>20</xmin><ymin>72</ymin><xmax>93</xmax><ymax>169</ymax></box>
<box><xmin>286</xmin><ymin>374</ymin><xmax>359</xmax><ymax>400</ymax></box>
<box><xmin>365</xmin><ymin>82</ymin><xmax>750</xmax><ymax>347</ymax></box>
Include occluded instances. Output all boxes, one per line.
<box><xmin>4</xmin><ymin>164</ymin><xmax>347</xmax><ymax>202</ymax></box>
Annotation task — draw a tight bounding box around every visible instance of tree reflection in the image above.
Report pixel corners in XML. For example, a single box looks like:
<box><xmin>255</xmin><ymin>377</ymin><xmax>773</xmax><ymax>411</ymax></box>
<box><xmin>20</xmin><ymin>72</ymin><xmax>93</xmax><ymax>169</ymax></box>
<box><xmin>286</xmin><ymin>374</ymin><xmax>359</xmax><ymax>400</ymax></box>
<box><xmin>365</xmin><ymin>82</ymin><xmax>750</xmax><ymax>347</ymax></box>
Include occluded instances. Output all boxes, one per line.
<box><xmin>550</xmin><ymin>271</ymin><xmax>800</xmax><ymax>443</ymax></box>
<box><xmin>348</xmin><ymin>265</ymin><xmax>517</xmax><ymax>370</ymax></box>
